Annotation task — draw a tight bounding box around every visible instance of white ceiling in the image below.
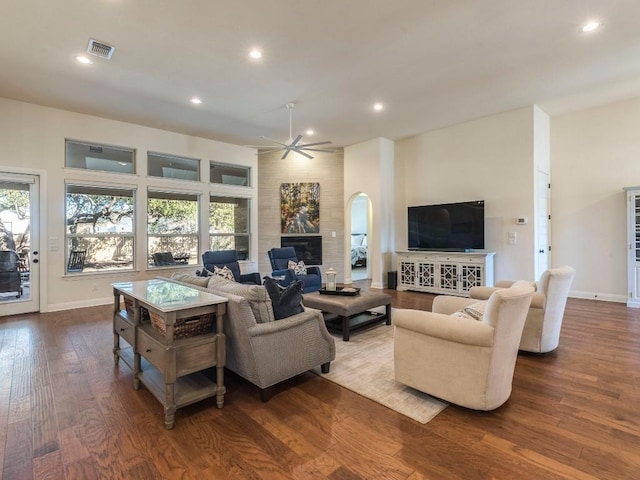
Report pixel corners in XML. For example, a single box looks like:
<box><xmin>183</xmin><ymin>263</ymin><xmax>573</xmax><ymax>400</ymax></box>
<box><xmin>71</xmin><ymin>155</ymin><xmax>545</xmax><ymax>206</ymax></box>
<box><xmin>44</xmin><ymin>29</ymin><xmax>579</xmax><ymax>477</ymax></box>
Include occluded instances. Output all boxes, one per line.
<box><xmin>2</xmin><ymin>0</ymin><xmax>640</xmax><ymax>148</ymax></box>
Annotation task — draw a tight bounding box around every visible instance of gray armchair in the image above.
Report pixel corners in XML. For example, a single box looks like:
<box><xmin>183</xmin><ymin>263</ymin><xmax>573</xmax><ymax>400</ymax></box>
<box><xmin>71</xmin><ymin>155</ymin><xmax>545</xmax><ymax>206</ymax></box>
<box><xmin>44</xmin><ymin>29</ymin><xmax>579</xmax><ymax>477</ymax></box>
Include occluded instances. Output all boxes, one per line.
<box><xmin>0</xmin><ymin>250</ymin><xmax>22</xmax><ymax>298</ymax></box>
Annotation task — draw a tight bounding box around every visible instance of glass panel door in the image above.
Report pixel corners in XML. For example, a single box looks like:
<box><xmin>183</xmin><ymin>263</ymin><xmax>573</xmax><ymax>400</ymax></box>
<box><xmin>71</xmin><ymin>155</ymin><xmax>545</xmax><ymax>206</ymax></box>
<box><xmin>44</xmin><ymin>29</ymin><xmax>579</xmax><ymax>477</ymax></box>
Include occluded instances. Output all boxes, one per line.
<box><xmin>0</xmin><ymin>173</ymin><xmax>39</xmax><ymax>315</ymax></box>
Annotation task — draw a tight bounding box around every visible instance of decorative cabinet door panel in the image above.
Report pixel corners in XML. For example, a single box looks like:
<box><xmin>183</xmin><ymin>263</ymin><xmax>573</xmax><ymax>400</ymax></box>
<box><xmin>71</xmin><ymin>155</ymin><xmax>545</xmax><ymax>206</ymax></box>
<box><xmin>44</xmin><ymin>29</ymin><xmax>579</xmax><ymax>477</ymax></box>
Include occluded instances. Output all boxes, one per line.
<box><xmin>438</xmin><ymin>263</ymin><xmax>458</xmax><ymax>293</ymax></box>
<box><xmin>399</xmin><ymin>260</ymin><xmax>416</xmax><ymax>287</ymax></box>
<box><xmin>461</xmin><ymin>264</ymin><xmax>483</xmax><ymax>293</ymax></box>
<box><xmin>417</xmin><ymin>262</ymin><xmax>436</xmax><ymax>289</ymax></box>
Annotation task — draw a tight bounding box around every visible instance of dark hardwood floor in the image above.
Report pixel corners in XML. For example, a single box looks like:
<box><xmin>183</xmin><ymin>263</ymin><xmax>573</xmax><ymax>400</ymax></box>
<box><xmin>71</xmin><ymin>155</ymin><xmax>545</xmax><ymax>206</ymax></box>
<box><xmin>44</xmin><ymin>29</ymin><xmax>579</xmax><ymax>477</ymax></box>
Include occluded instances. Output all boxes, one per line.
<box><xmin>1</xmin><ymin>284</ymin><xmax>640</xmax><ymax>479</ymax></box>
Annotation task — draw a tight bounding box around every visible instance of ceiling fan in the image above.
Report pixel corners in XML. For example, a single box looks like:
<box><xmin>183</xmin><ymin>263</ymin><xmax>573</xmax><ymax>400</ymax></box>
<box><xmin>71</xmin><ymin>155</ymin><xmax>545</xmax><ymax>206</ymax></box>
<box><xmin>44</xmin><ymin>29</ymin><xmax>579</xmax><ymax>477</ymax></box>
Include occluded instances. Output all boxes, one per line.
<box><xmin>248</xmin><ymin>103</ymin><xmax>333</xmax><ymax>159</ymax></box>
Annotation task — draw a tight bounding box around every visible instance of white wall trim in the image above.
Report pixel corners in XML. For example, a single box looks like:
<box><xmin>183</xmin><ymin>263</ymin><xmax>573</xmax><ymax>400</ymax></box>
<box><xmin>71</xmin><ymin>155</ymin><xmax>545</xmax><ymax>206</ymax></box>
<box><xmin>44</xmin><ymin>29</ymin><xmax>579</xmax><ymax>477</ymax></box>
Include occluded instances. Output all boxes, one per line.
<box><xmin>48</xmin><ymin>296</ymin><xmax>113</xmax><ymax>312</ymax></box>
<box><xmin>569</xmin><ymin>290</ymin><xmax>626</xmax><ymax>304</ymax></box>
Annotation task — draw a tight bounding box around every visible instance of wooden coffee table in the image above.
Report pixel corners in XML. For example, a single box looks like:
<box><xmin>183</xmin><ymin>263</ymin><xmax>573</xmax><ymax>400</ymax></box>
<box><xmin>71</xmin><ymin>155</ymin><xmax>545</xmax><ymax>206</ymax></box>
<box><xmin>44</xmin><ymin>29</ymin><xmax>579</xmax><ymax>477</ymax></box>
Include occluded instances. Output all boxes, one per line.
<box><xmin>302</xmin><ymin>290</ymin><xmax>392</xmax><ymax>341</ymax></box>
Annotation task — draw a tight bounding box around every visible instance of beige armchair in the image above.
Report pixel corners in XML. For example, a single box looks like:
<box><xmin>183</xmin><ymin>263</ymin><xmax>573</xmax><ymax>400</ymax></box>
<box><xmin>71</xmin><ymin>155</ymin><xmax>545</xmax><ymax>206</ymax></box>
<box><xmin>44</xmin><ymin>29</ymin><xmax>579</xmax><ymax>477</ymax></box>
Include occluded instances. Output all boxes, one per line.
<box><xmin>394</xmin><ymin>285</ymin><xmax>533</xmax><ymax>411</ymax></box>
<box><xmin>469</xmin><ymin>266</ymin><xmax>575</xmax><ymax>353</ymax></box>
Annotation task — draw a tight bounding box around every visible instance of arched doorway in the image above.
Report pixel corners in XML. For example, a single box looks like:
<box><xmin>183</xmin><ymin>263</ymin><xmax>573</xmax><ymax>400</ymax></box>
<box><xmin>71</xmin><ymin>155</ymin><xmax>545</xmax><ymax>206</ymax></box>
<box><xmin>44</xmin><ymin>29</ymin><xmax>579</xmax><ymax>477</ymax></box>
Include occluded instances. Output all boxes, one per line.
<box><xmin>348</xmin><ymin>193</ymin><xmax>371</xmax><ymax>282</ymax></box>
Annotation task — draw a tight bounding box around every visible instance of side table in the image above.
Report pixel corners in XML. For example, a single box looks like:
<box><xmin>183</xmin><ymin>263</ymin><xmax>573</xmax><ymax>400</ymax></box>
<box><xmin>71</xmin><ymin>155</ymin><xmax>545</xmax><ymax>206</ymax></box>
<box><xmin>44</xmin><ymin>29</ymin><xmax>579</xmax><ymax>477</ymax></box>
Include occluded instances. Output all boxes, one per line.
<box><xmin>112</xmin><ymin>279</ymin><xmax>228</xmax><ymax>429</ymax></box>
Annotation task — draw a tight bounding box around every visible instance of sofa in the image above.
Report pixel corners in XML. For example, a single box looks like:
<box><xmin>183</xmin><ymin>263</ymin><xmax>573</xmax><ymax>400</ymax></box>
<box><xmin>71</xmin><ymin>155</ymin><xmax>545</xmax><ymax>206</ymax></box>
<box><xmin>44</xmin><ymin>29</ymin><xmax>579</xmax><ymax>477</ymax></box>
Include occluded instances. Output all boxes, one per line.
<box><xmin>468</xmin><ymin>266</ymin><xmax>575</xmax><ymax>353</ymax></box>
<box><xmin>162</xmin><ymin>273</ymin><xmax>335</xmax><ymax>401</ymax></box>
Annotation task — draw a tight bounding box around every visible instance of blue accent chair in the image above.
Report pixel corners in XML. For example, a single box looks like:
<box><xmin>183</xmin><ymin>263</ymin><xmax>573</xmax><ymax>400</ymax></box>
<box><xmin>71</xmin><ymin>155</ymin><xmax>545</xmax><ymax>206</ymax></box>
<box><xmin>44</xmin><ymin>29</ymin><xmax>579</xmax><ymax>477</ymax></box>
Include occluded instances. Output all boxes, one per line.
<box><xmin>198</xmin><ymin>250</ymin><xmax>261</xmax><ymax>285</ymax></box>
<box><xmin>267</xmin><ymin>246</ymin><xmax>322</xmax><ymax>293</ymax></box>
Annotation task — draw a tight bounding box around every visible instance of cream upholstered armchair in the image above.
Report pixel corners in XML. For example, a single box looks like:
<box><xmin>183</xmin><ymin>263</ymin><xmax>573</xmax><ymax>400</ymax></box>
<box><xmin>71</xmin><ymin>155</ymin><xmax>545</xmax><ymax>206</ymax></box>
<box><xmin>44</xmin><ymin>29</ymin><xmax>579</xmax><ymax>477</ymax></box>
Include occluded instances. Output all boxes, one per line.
<box><xmin>469</xmin><ymin>266</ymin><xmax>575</xmax><ymax>353</ymax></box>
<box><xmin>394</xmin><ymin>284</ymin><xmax>533</xmax><ymax>411</ymax></box>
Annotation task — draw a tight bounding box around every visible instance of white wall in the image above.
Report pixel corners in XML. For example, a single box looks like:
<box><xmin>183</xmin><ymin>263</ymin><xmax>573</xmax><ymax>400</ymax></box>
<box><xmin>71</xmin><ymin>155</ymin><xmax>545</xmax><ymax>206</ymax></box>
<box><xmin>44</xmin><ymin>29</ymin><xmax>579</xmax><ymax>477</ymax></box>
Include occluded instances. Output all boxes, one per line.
<box><xmin>344</xmin><ymin>137</ymin><xmax>395</xmax><ymax>288</ymax></box>
<box><xmin>0</xmin><ymin>97</ymin><xmax>258</xmax><ymax>312</ymax></box>
<box><xmin>551</xmin><ymin>96</ymin><xmax>640</xmax><ymax>302</ymax></box>
<box><xmin>395</xmin><ymin>106</ymin><xmax>537</xmax><ymax>281</ymax></box>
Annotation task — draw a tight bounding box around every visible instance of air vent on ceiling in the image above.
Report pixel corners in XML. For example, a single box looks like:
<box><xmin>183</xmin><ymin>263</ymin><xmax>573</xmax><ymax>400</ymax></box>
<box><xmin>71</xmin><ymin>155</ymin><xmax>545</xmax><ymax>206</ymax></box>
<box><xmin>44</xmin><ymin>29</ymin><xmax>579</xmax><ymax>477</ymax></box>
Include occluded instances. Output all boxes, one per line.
<box><xmin>87</xmin><ymin>39</ymin><xmax>115</xmax><ymax>60</ymax></box>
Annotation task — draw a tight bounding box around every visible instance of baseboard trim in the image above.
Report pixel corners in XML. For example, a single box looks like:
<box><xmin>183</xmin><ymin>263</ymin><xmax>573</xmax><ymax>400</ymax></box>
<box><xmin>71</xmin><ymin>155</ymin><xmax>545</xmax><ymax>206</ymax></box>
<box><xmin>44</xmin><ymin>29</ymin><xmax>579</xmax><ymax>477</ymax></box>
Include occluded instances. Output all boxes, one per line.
<box><xmin>48</xmin><ymin>296</ymin><xmax>112</xmax><ymax>312</ymax></box>
<box><xmin>569</xmin><ymin>290</ymin><xmax>626</xmax><ymax>304</ymax></box>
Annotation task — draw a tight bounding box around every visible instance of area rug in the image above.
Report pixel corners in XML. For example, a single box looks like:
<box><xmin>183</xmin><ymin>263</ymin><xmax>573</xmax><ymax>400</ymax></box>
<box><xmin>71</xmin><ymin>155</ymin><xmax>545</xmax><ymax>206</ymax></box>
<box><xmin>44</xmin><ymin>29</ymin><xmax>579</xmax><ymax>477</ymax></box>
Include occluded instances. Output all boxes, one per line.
<box><xmin>314</xmin><ymin>318</ymin><xmax>447</xmax><ymax>424</ymax></box>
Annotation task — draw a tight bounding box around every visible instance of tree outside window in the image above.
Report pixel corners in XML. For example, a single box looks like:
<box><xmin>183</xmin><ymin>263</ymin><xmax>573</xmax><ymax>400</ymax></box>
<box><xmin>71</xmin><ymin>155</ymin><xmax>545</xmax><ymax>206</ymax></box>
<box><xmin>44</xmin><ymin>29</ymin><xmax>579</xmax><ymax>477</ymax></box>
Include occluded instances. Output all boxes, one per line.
<box><xmin>148</xmin><ymin>191</ymin><xmax>199</xmax><ymax>267</ymax></box>
<box><xmin>209</xmin><ymin>196</ymin><xmax>250</xmax><ymax>260</ymax></box>
<box><xmin>65</xmin><ymin>185</ymin><xmax>135</xmax><ymax>273</ymax></box>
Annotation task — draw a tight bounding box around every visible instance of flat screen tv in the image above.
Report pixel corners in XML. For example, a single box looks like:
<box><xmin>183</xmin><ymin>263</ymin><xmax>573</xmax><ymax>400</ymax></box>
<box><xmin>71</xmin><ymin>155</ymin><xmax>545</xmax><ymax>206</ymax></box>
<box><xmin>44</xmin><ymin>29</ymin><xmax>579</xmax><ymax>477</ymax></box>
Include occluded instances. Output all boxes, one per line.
<box><xmin>408</xmin><ymin>201</ymin><xmax>484</xmax><ymax>251</ymax></box>
<box><xmin>281</xmin><ymin>235</ymin><xmax>323</xmax><ymax>265</ymax></box>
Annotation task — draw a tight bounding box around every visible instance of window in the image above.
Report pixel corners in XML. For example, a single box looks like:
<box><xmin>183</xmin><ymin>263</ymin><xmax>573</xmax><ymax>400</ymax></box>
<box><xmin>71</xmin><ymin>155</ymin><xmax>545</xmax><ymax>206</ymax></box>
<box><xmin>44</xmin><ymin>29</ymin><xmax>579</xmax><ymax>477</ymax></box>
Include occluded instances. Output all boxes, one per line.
<box><xmin>148</xmin><ymin>152</ymin><xmax>200</xmax><ymax>181</ymax></box>
<box><xmin>209</xmin><ymin>195</ymin><xmax>250</xmax><ymax>260</ymax></box>
<box><xmin>65</xmin><ymin>185</ymin><xmax>135</xmax><ymax>273</ymax></box>
<box><xmin>148</xmin><ymin>190</ymin><xmax>199</xmax><ymax>267</ymax></box>
<box><xmin>66</xmin><ymin>140</ymin><xmax>135</xmax><ymax>174</ymax></box>
<box><xmin>210</xmin><ymin>162</ymin><xmax>250</xmax><ymax>186</ymax></box>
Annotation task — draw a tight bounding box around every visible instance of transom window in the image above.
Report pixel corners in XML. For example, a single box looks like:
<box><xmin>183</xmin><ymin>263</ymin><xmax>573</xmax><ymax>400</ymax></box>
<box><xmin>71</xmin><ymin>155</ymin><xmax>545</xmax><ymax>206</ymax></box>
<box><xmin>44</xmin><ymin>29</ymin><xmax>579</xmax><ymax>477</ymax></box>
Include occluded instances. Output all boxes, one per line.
<box><xmin>65</xmin><ymin>140</ymin><xmax>135</xmax><ymax>174</ymax></box>
<box><xmin>148</xmin><ymin>190</ymin><xmax>199</xmax><ymax>267</ymax></box>
<box><xmin>209</xmin><ymin>195</ymin><xmax>250</xmax><ymax>260</ymax></box>
<box><xmin>148</xmin><ymin>152</ymin><xmax>200</xmax><ymax>181</ymax></box>
<box><xmin>210</xmin><ymin>161</ymin><xmax>250</xmax><ymax>186</ymax></box>
<box><xmin>65</xmin><ymin>184</ymin><xmax>135</xmax><ymax>273</ymax></box>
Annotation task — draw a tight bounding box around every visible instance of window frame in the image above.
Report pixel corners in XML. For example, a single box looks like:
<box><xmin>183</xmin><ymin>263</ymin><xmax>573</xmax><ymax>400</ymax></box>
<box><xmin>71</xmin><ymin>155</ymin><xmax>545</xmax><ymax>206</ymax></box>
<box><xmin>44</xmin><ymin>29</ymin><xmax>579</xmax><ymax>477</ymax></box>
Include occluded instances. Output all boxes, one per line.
<box><xmin>148</xmin><ymin>151</ymin><xmax>201</xmax><ymax>182</ymax></box>
<box><xmin>65</xmin><ymin>139</ymin><xmax>136</xmax><ymax>174</ymax></box>
<box><xmin>64</xmin><ymin>182</ymin><xmax>136</xmax><ymax>274</ymax></box>
<box><xmin>147</xmin><ymin>189</ymin><xmax>201</xmax><ymax>268</ymax></box>
<box><xmin>209</xmin><ymin>194</ymin><xmax>251</xmax><ymax>260</ymax></box>
<box><xmin>209</xmin><ymin>161</ymin><xmax>251</xmax><ymax>187</ymax></box>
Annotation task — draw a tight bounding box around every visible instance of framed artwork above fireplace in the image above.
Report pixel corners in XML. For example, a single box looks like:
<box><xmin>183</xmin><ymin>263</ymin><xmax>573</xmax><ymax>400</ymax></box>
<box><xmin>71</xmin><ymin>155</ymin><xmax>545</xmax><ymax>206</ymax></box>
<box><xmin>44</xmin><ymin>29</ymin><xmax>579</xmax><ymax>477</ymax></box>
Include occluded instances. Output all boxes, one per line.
<box><xmin>280</xmin><ymin>182</ymin><xmax>320</xmax><ymax>234</ymax></box>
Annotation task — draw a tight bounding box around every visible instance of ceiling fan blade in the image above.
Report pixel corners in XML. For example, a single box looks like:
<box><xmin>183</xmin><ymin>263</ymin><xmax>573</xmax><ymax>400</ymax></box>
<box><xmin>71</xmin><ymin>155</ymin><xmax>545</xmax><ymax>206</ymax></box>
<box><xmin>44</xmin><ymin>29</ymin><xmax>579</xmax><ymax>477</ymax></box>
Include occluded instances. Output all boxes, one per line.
<box><xmin>256</xmin><ymin>148</ymin><xmax>286</xmax><ymax>155</ymax></box>
<box><xmin>298</xmin><ymin>141</ymin><xmax>333</xmax><ymax>148</ymax></box>
<box><xmin>293</xmin><ymin>148</ymin><xmax>314</xmax><ymax>159</ymax></box>
<box><xmin>281</xmin><ymin>148</ymin><xmax>293</xmax><ymax>159</ymax></box>
<box><xmin>289</xmin><ymin>134</ymin><xmax>303</xmax><ymax>148</ymax></box>
<box><xmin>300</xmin><ymin>147</ymin><xmax>334</xmax><ymax>153</ymax></box>
<box><xmin>260</xmin><ymin>136</ymin><xmax>289</xmax><ymax>147</ymax></box>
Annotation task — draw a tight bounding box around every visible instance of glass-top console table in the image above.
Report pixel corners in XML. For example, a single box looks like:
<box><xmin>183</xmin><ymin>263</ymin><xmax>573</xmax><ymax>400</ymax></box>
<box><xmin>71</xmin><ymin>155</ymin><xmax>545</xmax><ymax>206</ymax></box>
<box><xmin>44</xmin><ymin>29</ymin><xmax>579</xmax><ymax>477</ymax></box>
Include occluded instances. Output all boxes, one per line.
<box><xmin>112</xmin><ymin>279</ymin><xmax>228</xmax><ymax>429</ymax></box>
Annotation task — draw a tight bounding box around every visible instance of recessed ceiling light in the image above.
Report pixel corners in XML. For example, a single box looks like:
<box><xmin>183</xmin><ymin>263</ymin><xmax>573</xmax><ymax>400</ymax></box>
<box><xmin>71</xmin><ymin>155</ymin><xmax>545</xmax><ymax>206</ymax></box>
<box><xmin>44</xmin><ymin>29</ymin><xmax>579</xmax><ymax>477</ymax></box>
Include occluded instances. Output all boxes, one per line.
<box><xmin>75</xmin><ymin>55</ymin><xmax>93</xmax><ymax>65</ymax></box>
<box><xmin>373</xmin><ymin>103</ymin><xmax>384</xmax><ymax>111</ymax></box>
<box><xmin>190</xmin><ymin>97</ymin><xmax>202</xmax><ymax>105</ymax></box>
<box><xmin>581</xmin><ymin>21</ymin><xmax>601</xmax><ymax>33</ymax></box>
<box><xmin>249</xmin><ymin>49</ymin><xmax>262</xmax><ymax>59</ymax></box>
<box><xmin>306</xmin><ymin>129</ymin><xmax>315</xmax><ymax>136</ymax></box>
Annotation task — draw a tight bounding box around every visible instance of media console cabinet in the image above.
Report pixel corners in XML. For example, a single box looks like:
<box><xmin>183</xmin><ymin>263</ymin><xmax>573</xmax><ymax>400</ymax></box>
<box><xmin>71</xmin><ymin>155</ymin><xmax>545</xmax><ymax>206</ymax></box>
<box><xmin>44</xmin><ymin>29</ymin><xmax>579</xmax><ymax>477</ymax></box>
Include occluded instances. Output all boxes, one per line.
<box><xmin>396</xmin><ymin>251</ymin><xmax>495</xmax><ymax>296</ymax></box>
<box><xmin>112</xmin><ymin>279</ymin><xmax>228</xmax><ymax>429</ymax></box>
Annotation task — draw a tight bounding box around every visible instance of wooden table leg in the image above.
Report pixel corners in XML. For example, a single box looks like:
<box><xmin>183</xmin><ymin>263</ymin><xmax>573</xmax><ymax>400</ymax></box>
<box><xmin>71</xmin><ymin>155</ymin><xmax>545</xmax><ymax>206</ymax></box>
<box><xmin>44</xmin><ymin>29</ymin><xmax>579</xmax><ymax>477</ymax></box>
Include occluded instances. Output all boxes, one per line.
<box><xmin>386</xmin><ymin>303</ymin><xmax>392</xmax><ymax>325</ymax></box>
<box><xmin>341</xmin><ymin>315</ymin><xmax>350</xmax><ymax>341</ymax></box>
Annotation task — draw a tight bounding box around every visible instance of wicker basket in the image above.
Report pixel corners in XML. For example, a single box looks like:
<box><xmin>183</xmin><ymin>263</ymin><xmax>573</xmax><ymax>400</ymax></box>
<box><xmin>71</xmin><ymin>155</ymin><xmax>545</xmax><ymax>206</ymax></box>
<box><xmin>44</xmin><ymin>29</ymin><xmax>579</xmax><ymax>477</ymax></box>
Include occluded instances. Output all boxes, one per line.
<box><xmin>149</xmin><ymin>311</ymin><xmax>214</xmax><ymax>339</ymax></box>
<box><xmin>124</xmin><ymin>298</ymin><xmax>150</xmax><ymax>321</ymax></box>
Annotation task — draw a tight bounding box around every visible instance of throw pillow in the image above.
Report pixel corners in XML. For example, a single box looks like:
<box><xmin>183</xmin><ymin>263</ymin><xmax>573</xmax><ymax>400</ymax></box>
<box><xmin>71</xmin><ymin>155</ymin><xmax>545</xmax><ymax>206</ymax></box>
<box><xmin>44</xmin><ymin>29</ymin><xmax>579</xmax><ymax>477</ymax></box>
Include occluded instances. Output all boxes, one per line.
<box><xmin>463</xmin><ymin>301</ymin><xmax>486</xmax><ymax>321</ymax></box>
<box><xmin>288</xmin><ymin>259</ymin><xmax>307</xmax><ymax>276</ymax></box>
<box><xmin>214</xmin><ymin>265</ymin><xmax>235</xmax><ymax>281</ymax></box>
<box><xmin>450</xmin><ymin>310</ymin><xmax>476</xmax><ymax>321</ymax></box>
<box><xmin>263</xmin><ymin>277</ymin><xmax>304</xmax><ymax>320</ymax></box>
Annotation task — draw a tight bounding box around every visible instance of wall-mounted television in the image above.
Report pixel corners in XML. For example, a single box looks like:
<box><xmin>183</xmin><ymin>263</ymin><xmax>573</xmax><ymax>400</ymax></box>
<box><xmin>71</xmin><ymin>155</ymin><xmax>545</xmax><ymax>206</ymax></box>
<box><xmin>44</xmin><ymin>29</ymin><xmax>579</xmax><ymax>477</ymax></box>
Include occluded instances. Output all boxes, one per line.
<box><xmin>408</xmin><ymin>201</ymin><xmax>484</xmax><ymax>251</ymax></box>
<box><xmin>281</xmin><ymin>235</ymin><xmax>323</xmax><ymax>265</ymax></box>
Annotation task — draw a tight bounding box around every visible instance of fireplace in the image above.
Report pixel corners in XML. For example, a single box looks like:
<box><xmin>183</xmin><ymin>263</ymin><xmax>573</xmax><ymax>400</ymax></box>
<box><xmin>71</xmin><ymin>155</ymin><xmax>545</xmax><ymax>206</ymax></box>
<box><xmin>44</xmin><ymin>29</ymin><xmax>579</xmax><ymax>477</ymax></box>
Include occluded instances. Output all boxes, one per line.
<box><xmin>281</xmin><ymin>236</ymin><xmax>322</xmax><ymax>266</ymax></box>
